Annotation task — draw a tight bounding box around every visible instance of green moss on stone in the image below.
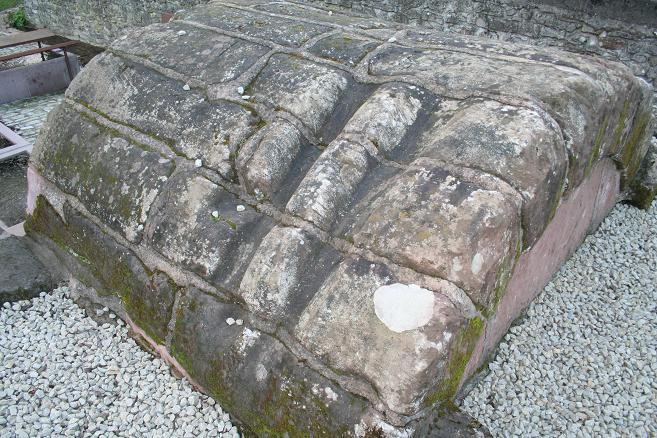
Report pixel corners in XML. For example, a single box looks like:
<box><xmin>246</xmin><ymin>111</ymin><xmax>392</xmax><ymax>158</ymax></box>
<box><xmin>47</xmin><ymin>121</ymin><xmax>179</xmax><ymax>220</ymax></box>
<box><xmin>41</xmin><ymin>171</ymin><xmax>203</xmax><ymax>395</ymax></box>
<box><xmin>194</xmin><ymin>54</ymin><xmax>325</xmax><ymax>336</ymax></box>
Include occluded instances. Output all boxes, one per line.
<box><xmin>629</xmin><ymin>182</ymin><xmax>657</xmax><ymax>210</ymax></box>
<box><xmin>610</xmin><ymin>100</ymin><xmax>631</xmax><ymax>154</ymax></box>
<box><xmin>479</xmin><ymin>234</ymin><xmax>521</xmax><ymax>319</ymax></box>
<box><xmin>585</xmin><ymin>115</ymin><xmax>608</xmax><ymax>177</ymax></box>
<box><xmin>618</xmin><ymin>111</ymin><xmax>651</xmax><ymax>188</ymax></box>
<box><xmin>211</xmin><ymin>214</ymin><xmax>237</xmax><ymax>230</ymax></box>
<box><xmin>26</xmin><ymin>196</ymin><xmax>173</xmax><ymax>343</ymax></box>
<box><xmin>170</xmin><ymin>331</ymin><xmax>351</xmax><ymax>436</ymax></box>
<box><xmin>24</xmin><ymin>196</ymin><xmax>67</xmax><ymax>250</ymax></box>
<box><xmin>75</xmin><ymin>99</ymin><xmax>176</xmax><ymax>151</ymax></box>
<box><xmin>423</xmin><ymin>316</ymin><xmax>484</xmax><ymax>407</ymax></box>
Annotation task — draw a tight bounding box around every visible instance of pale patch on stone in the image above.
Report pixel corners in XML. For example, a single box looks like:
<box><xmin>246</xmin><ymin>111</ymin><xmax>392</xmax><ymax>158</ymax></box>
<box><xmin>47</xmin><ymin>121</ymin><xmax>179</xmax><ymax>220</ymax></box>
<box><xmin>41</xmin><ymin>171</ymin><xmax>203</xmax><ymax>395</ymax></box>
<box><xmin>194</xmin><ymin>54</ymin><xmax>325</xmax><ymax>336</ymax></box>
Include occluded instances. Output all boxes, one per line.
<box><xmin>238</xmin><ymin>328</ymin><xmax>260</xmax><ymax>353</ymax></box>
<box><xmin>471</xmin><ymin>253</ymin><xmax>484</xmax><ymax>275</ymax></box>
<box><xmin>255</xmin><ymin>363</ymin><xmax>268</xmax><ymax>382</ymax></box>
<box><xmin>373</xmin><ymin>284</ymin><xmax>434</xmax><ymax>333</ymax></box>
<box><xmin>413</xmin><ymin>331</ymin><xmax>444</xmax><ymax>354</ymax></box>
<box><xmin>324</xmin><ymin>386</ymin><xmax>338</xmax><ymax>402</ymax></box>
<box><xmin>451</xmin><ymin>258</ymin><xmax>462</xmax><ymax>274</ymax></box>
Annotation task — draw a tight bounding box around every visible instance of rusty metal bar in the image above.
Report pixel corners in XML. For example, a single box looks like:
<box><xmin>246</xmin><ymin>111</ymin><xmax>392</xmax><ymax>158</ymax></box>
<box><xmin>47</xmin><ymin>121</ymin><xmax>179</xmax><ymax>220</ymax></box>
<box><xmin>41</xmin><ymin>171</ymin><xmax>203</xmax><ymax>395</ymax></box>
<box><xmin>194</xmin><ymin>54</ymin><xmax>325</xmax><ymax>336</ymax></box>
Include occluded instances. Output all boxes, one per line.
<box><xmin>0</xmin><ymin>28</ymin><xmax>55</xmax><ymax>50</ymax></box>
<box><xmin>0</xmin><ymin>40</ymin><xmax>79</xmax><ymax>63</ymax></box>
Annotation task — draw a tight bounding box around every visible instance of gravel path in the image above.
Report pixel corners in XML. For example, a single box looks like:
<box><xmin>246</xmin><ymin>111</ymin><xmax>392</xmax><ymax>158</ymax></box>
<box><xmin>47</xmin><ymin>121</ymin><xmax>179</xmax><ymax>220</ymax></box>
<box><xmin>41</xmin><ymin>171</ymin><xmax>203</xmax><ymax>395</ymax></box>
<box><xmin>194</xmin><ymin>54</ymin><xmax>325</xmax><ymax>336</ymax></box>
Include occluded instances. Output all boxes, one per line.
<box><xmin>0</xmin><ymin>287</ymin><xmax>240</xmax><ymax>438</ymax></box>
<box><xmin>462</xmin><ymin>201</ymin><xmax>657</xmax><ymax>437</ymax></box>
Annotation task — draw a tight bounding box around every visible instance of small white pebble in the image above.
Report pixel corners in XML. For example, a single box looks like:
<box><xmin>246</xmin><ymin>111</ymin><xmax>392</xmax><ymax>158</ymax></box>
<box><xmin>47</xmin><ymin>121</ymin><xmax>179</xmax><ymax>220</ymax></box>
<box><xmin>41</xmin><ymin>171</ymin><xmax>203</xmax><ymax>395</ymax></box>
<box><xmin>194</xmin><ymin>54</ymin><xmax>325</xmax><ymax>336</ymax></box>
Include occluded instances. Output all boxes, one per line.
<box><xmin>177</xmin><ymin>30</ymin><xmax>187</xmax><ymax>36</ymax></box>
<box><xmin>236</xmin><ymin>205</ymin><xmax>245</xmax><ymax>212</ymax></box>
<box><xmin>194</xmin><ymin>159</ymin><xmax>203</xmax><ymax>167</ymax></box>
<box><xmin>137</xmin><ymin>224</ymin><xmax>144</xmax><ymax>231</ymax></box>
<box><xmin>226</xmin><ymin>318</ymin><xmax>236</xmax><ymax>326</ymax></box>
<box><xmin>388</xmin><ymin>36</ymin><xmax>397</xmax><ymax>43</ymax></box>
<box><xmin>237</xmin><ymin>86</ymin><xmax>244</xmax><ymax>95</ymax></box>
<box><xmin>211</xmin><ymin>211</ymin><xmax>219</xmax><ymax>218</ymax></box>
<box><xmin>235</xmin><ymin>319</ymin><xmax>243</xmax><ymax>326</ymax></box>
<box><xmin>328</xmin><ymin>10</ymin><xmax>333</xmax><ymax>15</ymax></box>
<box><xmin>182</xmin><ymin>84</ymin><xmax>191</xmax><ymax>91</ymax></box>
<box><xmin>241</xmin><ymin>95</ymin><xmax>251</xmax><ymax>100</ymax></box>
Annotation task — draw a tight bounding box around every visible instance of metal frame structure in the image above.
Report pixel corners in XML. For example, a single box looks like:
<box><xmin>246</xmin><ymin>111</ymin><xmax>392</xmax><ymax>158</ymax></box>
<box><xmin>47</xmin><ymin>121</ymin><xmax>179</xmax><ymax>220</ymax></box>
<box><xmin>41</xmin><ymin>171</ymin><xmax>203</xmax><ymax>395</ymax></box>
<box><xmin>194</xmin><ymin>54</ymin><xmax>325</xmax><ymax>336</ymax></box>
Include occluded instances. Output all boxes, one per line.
<box><xmin>0</xmin><ymin>122</ymin><xmax>31</xmax><ymax>162</ymax></box>
<box><xmin>0</xmin><ymin>30</ymin><xmax>79</xmax><ymax>81</ymax></box>
<box><xmin>0</xmin><ymin>29</ymin><xmax>78</xmax><ymax>160</ymax></box>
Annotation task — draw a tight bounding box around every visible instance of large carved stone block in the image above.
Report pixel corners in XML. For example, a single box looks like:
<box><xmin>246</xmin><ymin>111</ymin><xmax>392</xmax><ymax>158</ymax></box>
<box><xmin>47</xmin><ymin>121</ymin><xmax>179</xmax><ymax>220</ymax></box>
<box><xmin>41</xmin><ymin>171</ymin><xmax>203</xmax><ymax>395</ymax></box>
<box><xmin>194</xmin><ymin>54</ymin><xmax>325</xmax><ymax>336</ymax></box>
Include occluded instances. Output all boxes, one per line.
<box><xmin>26</xmin><ymin>1</ymin><xmax>654</xmax><ymax>435</ymax></box>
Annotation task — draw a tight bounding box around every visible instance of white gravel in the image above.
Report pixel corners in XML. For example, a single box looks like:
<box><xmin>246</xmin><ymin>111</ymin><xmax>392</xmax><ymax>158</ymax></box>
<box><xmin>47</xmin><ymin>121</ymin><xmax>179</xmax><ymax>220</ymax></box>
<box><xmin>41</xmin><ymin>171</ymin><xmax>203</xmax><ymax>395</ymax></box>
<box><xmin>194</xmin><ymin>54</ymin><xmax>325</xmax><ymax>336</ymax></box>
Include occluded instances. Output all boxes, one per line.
<box><xmin>0</xmin><ymin>287</ymin><xmax>240</xmax><ymax>438</ymax></box>
<box><xmin>462</xmin><ymin>201</ymin><xmax>657</xmax><ymax>437</ymax></box>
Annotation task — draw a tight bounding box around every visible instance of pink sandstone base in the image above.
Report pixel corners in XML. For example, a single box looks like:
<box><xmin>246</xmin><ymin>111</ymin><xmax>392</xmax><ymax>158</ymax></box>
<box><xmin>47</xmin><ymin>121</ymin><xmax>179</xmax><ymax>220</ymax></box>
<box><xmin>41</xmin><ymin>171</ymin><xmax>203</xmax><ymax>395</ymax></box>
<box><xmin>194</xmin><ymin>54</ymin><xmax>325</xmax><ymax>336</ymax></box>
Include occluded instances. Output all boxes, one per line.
<box><xmin>462</xmin><ymin>158</ymin><xmax>621</xmax><ymax>384</ymax></box>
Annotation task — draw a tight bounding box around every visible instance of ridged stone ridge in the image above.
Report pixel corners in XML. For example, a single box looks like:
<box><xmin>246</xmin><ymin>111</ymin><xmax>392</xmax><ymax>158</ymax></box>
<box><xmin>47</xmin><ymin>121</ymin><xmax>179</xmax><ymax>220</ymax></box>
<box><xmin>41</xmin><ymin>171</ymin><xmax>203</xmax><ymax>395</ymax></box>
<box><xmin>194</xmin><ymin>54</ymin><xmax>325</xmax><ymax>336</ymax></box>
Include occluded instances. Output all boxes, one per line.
<box><xmin>26</xmin><ymin>0</ymin><xmax>655</xmax><ymax>435</ymax></box>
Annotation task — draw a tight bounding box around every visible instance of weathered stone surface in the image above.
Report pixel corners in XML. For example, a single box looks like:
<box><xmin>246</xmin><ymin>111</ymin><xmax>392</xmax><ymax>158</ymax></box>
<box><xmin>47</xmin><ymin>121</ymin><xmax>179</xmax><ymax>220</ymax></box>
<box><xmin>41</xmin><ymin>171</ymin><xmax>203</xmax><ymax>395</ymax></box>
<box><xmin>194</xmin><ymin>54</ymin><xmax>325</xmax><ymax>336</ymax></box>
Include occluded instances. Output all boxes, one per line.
<box><xmin>239</xmin><ymin>225</ymin><xmax>341</xmax><ymax>324</ymax></box>
<box><xmin>411</xmin><ymin>403</ymin><xmax>492</xmax><ymax>437</ymax></box>
<box><xmin>25</xmin><ymin>196</ymin><xmax>177</xmax><ymax>343</ymax></box>
<box><xmin>0</xmin><ymin>235</ymin><xmax>57</xmax><ymax>303</ymax></box>
<box><xmin>183</xmin><ymin>3</ymin><xmax>333</xmax><ymax>48</ymax></box>
<box><xmin>65</xmin><ymin>53</ymin><xmax>260</xmax><ymax>180</ymax></box>
<box><xmin>630</xmin><ymin>138</ymin><xmax>657</xmax><ymax>209</ymax></box>
<box><xmin>26</xmin><ymin>0</ymin><xmax>654</xmax><ymax>434</ymax></box>
<box><xmin>308</xmin><ymin>33</ymin><xmax>380</xmax><ymax>66</ymax></box>
<box><xmin>148</xmin><ymin>173</ymin><xmax>275</xmax><ymax>289</ymax></box>
<box><xmin>111</xmin><ymin>21</ymin><xmax>270</xmax><ymax>86</ymax></box>
<box><xmin>249</xmin><ymin>54</ymin><xmax>351</xmax><ymax>134</ymax></box>
<box><xmin>414</xmin><ymin>98</ymin><xmax>567</xmax><ymax>246</ymax></box>
<box><xmin>236</xmin><ymin>118</ymin><xmax>306</xmax><ymax>199</ymax></box>
<box><xmin>336</xmin><ymin>160</ymin><xmax>522</xmax><ymax>309</ymax></box>
<box><xmin>295</xmin><ymin>256</ymin><xmax>478</xmax><ymax>415</ymax></box>
<box><xmin>32</xmin><ymin>103</ymin><xmax>174</xmax><ymax>243</ymax></box>
<box><xmin>171</xmin><ymin>287</ymin><xmax>371</xmax><ymax>436</ymax></box>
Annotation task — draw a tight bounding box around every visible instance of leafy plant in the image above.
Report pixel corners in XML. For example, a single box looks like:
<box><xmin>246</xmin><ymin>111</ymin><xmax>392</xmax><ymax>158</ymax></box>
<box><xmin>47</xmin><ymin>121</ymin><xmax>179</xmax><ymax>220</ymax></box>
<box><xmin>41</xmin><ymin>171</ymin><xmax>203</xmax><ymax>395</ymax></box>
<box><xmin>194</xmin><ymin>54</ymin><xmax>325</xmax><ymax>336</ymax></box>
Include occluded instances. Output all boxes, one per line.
<box><xmin>7</xmin><ymin>7</ymin><xmax>27</xmax><ymax>29</ymax></box>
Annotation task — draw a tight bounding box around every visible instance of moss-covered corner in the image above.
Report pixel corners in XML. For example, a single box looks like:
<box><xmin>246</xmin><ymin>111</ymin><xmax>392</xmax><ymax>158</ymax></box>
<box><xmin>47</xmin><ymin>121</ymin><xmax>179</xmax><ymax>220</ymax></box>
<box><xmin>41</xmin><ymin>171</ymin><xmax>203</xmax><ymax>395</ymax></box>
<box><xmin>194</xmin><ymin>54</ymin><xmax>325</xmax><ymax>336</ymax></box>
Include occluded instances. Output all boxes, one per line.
<box><xmin>209</xmin><ymin>360</ymin><xmax>347</xmax><ymax>437</ymax></box>
<box><xmin>628</xmin><ymin>138</ymin><xmax>657</xmax><ymax>210</ymax></box>
<box><xmin>25</xmin><ymin>195</ymin><xmax>176</xmax><ymax>344</ymax></box>
<box><xmin>480</xmin><ymin>236</ymin><xmax>521</xmax><ymax>319</ymax></box>
<box><xmin>423</xmin><ymin>316</ymin><xmax>485</xmax><ymax>408</ymax></box>
<box><xmin>170</xmin><ymin>288</ymin><xmax>367</xmax><ymax>436</ymax></box>
<box><xmin>616</xmin><ymin>110</ymin><xmax>652</xmax><ymax>189</ymax></box>
<box><xmin>171</xmin><ymin>341</ymin><xmax>357</xmax><ymax>437</ymax></box>
<box><xmin>585</xmin><ymin>115</ymin><xmax>609</xmax><ymax>178</ymax></box>
<box><xmin>610</xmin><ymin>100</ymin><xmax>632</xmax><ymax>156</ymax></box>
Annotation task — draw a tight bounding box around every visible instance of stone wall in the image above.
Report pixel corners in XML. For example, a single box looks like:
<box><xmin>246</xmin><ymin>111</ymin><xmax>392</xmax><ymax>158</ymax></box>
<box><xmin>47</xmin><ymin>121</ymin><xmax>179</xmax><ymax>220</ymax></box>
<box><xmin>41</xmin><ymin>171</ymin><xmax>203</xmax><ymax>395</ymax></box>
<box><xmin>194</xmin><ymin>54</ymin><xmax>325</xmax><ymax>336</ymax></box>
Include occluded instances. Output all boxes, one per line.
<box><xmin>307</xmin><ymin>0</ymin><xmax>657</xmax><ymax>127</ymax></box>
<box><xmin>23</xmin><ymin>0</ymin><xmax>209</xmax><ymax>47</ymax></box>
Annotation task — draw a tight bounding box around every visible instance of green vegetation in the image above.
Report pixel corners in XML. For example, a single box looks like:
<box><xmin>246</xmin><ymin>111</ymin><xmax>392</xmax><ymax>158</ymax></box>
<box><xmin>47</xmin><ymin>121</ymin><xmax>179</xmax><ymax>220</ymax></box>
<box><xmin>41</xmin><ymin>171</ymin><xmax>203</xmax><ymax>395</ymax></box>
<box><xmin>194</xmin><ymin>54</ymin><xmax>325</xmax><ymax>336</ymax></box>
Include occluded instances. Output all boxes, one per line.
<box><xmin>0</xmin><ymin>0</ymin><xmax>20</xmax><ymax>12</ymax></box>
<box><xmin>6</xmin><ymin>7</ymin><xmax>27</xmax><ymax>29</ymax></box>
<box><xmin>424</xmin><ymin>316</ymin><xmax>485</xmax><ymax>407</ymax></box>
